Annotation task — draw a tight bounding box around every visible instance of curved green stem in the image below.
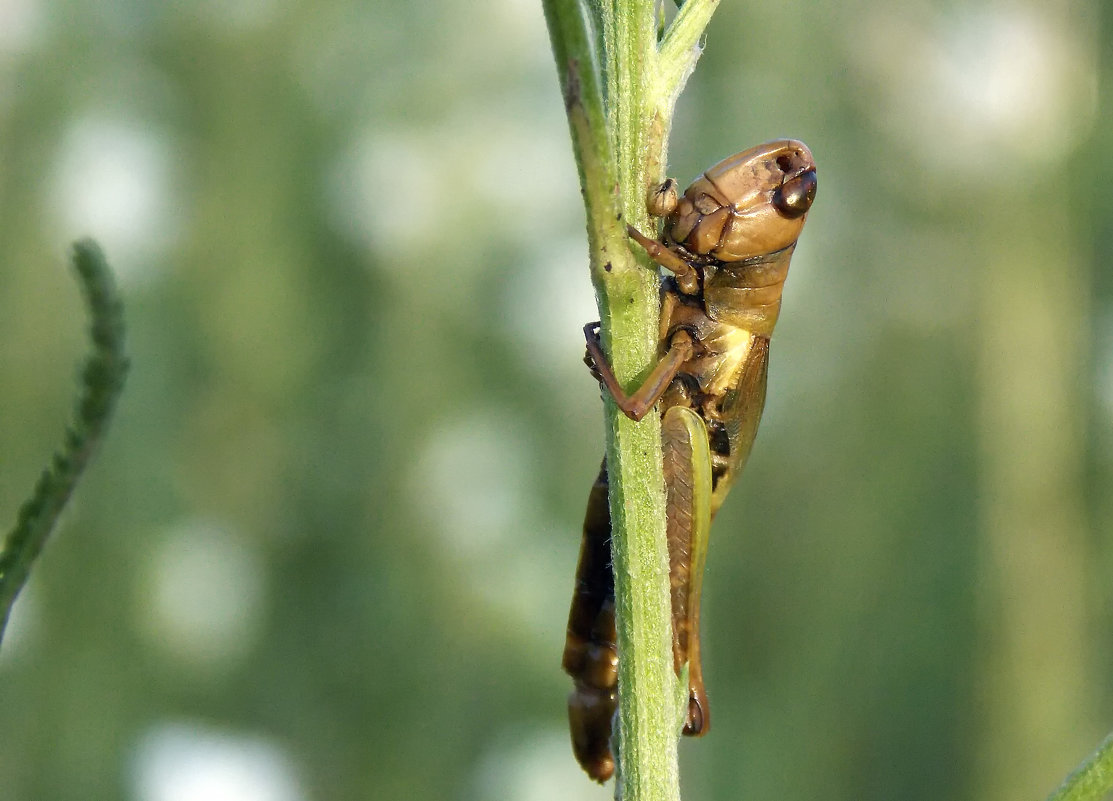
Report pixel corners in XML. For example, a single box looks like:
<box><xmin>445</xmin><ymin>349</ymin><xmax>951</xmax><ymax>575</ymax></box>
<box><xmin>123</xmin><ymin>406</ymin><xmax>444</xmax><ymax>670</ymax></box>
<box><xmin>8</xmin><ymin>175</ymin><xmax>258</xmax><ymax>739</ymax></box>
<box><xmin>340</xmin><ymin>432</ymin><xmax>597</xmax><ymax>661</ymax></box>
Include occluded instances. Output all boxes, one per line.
<box><xmin>657</xmin><ymin>0</ymin><xmax>719</xmax><ymax>102</ymax></box>
<box><xmin>0</xmin><ymin>240</ymin><xmax>129</xmax><ymax>643</ymax></box>
<box><xmin>1046</xmin><ymin>732</ymin><xmax>1113</xmax><ymax>801</ymax></box>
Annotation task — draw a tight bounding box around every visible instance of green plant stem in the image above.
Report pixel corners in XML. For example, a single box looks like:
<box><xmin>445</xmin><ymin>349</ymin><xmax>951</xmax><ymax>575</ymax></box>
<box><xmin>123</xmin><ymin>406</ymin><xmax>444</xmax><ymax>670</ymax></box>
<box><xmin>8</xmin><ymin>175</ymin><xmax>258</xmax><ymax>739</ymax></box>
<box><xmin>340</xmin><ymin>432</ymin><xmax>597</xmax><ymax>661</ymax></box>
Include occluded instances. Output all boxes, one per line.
<box><xmin>1046</xmin><ymin>732</ymin><xmax>1113</xmax><ymax>801</ymax></box>
<box><xmin>543</xmin><ymin>2</ymin><xmax>717</xmax><ymax>798</ymax></box>
<box><xmin>605</xmin><ymin>3</ymin><xmax>680</xmax><ymax>799</ymax></box>
<box><xmin>0</xmin><ymin>240</ymin><xmax>128</xmax><ymax>642</ymax></box>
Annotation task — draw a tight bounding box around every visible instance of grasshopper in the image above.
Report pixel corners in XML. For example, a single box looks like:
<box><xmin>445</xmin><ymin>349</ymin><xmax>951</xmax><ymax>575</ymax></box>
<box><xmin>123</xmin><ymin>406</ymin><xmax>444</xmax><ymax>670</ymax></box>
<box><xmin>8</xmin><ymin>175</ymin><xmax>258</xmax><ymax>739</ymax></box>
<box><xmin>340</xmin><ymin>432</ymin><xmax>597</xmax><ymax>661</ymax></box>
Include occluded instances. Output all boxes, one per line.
<box><xmin>563</xmin><ymin>140</ymin><xmax>817</xmax><ymax>782</ymax></box>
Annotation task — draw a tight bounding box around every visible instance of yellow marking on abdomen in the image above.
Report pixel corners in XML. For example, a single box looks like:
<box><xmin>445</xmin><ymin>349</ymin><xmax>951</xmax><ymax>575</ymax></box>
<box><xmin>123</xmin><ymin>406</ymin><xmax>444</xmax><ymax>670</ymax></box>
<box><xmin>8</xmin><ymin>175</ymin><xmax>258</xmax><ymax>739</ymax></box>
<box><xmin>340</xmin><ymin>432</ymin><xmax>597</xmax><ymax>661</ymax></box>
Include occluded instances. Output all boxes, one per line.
<box><xmin>694</xmin><ymin>326</ymin><xmax>755</xmax><ymax>399</ymax></box>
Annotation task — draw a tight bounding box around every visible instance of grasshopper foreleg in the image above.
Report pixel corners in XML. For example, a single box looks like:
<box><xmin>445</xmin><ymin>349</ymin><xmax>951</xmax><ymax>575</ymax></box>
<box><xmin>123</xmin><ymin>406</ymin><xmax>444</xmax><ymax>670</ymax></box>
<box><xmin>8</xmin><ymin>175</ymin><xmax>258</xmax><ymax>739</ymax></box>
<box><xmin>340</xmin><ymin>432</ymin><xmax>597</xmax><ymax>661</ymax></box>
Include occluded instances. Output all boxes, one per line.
<box><xmin>625</xmin><ymin>225</ymin><xmax>700</xmax><ymax>296</ymax></box>
<box><xmin>583</xmin><ymin>322</ymin><xmax>694</xmax><ymax>422</ymax></box>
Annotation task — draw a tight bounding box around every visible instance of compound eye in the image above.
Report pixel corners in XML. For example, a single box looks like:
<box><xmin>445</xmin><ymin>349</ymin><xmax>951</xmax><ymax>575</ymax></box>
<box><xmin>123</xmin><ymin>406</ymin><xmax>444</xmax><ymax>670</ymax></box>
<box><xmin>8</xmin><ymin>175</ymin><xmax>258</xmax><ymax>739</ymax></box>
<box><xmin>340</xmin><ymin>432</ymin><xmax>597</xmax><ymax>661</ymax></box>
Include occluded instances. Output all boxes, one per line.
<box><xmin>772</xmin><ymin>169</ymin><xmax>817</xmax><ymax>219</ymax></box>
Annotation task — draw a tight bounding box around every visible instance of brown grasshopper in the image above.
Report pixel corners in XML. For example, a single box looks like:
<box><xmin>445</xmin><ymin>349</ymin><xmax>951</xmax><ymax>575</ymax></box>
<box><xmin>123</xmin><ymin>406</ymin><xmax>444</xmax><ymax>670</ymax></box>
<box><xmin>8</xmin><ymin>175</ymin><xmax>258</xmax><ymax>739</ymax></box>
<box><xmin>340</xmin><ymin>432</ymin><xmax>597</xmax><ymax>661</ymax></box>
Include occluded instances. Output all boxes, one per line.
<box><xmin>563</xmin><ymin>140</ymin><xmax>817</xmax><ymax>782</ymax></box>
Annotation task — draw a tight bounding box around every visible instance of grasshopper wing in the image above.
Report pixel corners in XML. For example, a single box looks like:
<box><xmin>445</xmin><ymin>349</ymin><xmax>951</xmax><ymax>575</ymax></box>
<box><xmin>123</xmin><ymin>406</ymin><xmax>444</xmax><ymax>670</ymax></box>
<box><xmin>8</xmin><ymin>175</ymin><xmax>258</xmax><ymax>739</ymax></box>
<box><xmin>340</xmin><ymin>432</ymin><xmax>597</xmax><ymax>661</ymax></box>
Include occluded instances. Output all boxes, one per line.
<box><xmin>662</xmin><ymin>405</ymin><xmax>714</xmax><ymax>735</ymax></box>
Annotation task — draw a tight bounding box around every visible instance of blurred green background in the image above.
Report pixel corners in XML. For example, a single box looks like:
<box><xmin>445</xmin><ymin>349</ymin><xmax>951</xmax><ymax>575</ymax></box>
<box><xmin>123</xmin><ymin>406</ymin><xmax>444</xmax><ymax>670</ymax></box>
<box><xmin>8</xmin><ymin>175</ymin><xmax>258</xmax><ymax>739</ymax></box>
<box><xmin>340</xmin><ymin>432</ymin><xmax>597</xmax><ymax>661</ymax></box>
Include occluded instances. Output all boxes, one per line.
<box><xmin>1</xmin><ymin>1</ymin><xmax>1111</xmax><ymax>799</ymax></box>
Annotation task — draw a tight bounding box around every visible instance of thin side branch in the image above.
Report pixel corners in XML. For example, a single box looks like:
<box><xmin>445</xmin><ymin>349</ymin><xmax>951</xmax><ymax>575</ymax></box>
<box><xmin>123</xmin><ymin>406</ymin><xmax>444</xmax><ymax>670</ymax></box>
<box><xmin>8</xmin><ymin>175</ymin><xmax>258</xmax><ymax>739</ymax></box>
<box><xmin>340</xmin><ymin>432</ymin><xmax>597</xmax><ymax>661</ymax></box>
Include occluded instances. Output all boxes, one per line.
<box><xmin>0</xmin><ymin>240</ymin><xmax>129</xmax><ymax>642</ymax></box>
<box><xmin>657</xmin><ymin>0</ymin><xmax>720</xmax><ymax>99</ymax></box>
<box><xmin>1045</xmin><ymin>732</ymin><xmax>1113</xmax><ymax>801</ymax></box>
